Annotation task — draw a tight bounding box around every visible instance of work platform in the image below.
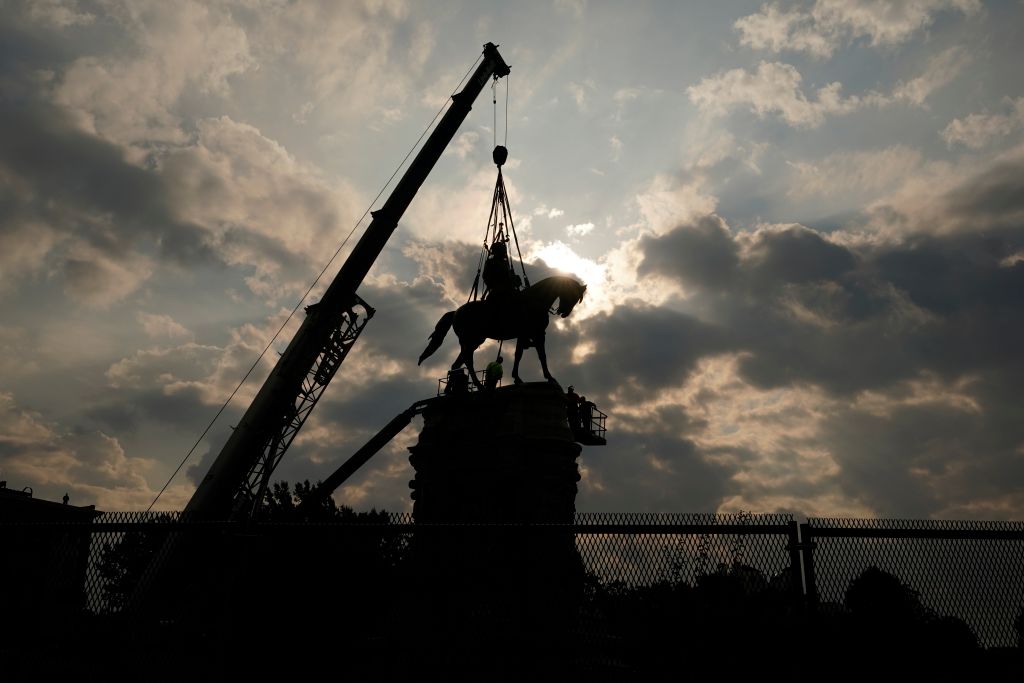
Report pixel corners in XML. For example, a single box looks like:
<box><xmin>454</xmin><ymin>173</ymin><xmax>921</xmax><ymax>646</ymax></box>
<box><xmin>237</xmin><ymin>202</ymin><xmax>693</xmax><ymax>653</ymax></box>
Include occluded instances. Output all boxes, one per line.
<box><xmin>436</xmin><ymin>374</ymin><xmax>607</xmax><ymax>446</ymax></box>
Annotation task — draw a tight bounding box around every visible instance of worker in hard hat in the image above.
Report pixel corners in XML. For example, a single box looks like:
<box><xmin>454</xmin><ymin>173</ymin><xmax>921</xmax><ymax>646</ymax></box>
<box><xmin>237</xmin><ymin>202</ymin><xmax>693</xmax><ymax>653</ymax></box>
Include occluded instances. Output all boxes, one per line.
<box><xmin>485</xmin><ymin>355</ymin><xmax>504</xmax><ymax>390</ymax></box>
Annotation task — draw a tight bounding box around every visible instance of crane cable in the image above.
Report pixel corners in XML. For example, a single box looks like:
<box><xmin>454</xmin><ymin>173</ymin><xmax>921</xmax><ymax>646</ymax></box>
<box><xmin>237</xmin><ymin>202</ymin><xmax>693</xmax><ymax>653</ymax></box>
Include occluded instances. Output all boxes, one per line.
<box><xmin>146</xmin><ymin>54</ymin><xmax>485</xmax><ymax>512</ymax></box>
<box><xmin>469</xmin><ymin>76</ymin><xmax>511</xmax><ymax>303</ymax></box>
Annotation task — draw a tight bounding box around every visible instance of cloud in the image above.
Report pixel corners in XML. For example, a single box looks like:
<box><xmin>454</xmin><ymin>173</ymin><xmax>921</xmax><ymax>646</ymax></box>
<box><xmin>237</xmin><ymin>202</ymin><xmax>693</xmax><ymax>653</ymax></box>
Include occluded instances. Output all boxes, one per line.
<box><xmin>0</xmin><ymin>217</ymin><xmax>58</xmax><ymax>295</ymax></box>
<box><xmin>0</xmin><ymin>102</ymin><xmax>216</xmax><ymax>302</ymax></box>
<box><xmin>447</xmin><ymin>130</ymin><xmax>481</xmax><ymax>160</ymax></box>
<box><xmin>942</xmin><ymin>97</ymin><xmax>1024</xmax><ymax>149</ymax></box>
<box><xmin>137</xmin><ymin>312</ymin><xmax>193</xmax><ymax>341</ymax></box>
<box><xmin>403</xmin><ymin>164</ymin><xmax>514</xmax><ymax>243</ymax></box>
<box><xmin>534</xmin><ymin>206</ymin><xmax>566</xmax><ymax>219</ymax></box>
<box><xmin>52</xmin><ymin>1</ymin><xmax>255</xmax><ymax>146</ymax></box>
<box><xmin>786</xmin><ymin>145</ymin><xmax>925</xmax><ymax>201</ymax></box>
<box><xmin>1</xmin><ymin>92</ymin><xmax>365</xmax><ymax>305</ymax></box>
<box><xmin>566</xmin><ymin>151</ymin><xmax>1024</xmax><ymax>519</ymax></box>
<box><xmin>568</xmin><ymin>80</ymin><xmax>593</xmax><ymax>110</ymax></box>
<box><xmin>687</xmin><ymin>47</ymin><xmax>967</xmax><ymax>127</ymax></box>
<box><xmin>162</xmin><ymin>115</ymin><xmax>363</xmax><ymax>297</ymax></box>
<box><xmin>638</xmin><ymin>215</ymin><xmax>739</xmax><ymax>291</ymax></box>
<box><xmin>26</xmin><ymin>0</ymin><xmax>96</xmax><ymax>28</ymax></box>
<box><xmin>636</xmin><ymin>173</ymin><xmax>718</xmax><ymax>233</ymax></box>
<box><xmin>857</xmin><ymin>143</ymin><xmax>1024</xmax><ymax>236</ymax></box>
<box><xmin>573</xmin><ymin>204</ymin><xmax>1024</xmax><ymax>517</ymax></box>
<box><xmin>609</xmin><ymin>134</ymin><xmax>623</xmax><ymax>161</ymax></box>
<box><xmin>566</xmin><ymin>222</ymin><xmax>595</xmax><ymax>237</ymax></box>
<box><xmin>63</xmin><ymin>241</ymin><xmax>155</xmax><ymax>306</ymax></box>
<box><xmin>253</xmin><ymin>1</ymin><xmax>431</xmax><ymax>127</ymax></box>
<box><xmin>735</xmin><ymin>0</ymin><xmax>981</xmax><ymax>58</ymax></box>
<box><xmin>889</xmin><ymin>46</ymin><xmax>970</xmax><ymax>106</ymax></box>
<box><xmin>0</xmin><ymin>391</ymin><xmax>191</xmax><ymax>510</ymax></box>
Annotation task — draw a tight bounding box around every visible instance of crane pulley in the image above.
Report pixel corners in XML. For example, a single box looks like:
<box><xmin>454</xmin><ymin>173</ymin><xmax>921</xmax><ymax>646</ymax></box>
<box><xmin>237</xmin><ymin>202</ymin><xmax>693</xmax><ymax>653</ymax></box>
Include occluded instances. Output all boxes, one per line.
<box><xmin>468</xmin><ymin>146</ymin><xmax>529</xmax><ymax>304</ymax></box>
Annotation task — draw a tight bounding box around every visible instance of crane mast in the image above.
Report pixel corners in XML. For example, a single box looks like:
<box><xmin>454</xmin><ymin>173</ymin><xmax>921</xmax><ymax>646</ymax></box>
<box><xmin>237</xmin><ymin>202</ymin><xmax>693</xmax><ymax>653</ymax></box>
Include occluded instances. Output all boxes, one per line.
<box><xmin>185</xmin><ymin>43</ymin><xmax>511</xmax><ymax>520</ymax></box>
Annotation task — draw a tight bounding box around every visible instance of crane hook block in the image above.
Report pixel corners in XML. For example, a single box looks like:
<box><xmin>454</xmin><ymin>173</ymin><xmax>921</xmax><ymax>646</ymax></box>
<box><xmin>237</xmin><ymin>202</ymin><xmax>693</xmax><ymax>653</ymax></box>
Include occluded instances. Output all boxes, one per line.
<box><xmin>493</xmin><ymin>145</ymin><xmax>508</xmax><ymax>167</ymax></box>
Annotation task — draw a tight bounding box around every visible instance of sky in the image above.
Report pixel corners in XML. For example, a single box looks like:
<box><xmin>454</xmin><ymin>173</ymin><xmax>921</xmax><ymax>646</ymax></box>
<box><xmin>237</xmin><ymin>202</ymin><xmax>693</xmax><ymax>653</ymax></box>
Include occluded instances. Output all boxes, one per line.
<box><xmin>1</xmin><ymin>0</ymin><xmax>1022</xmax><ymax>520</ymax></box>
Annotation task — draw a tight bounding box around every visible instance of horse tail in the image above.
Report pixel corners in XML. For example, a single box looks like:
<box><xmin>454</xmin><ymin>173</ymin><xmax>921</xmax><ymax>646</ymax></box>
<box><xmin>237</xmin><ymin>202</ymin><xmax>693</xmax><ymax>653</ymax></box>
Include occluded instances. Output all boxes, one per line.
<box><xmin>418</xmin><ymin>311</ymin><xmax>455</xmax><ymax>365</ymax></box>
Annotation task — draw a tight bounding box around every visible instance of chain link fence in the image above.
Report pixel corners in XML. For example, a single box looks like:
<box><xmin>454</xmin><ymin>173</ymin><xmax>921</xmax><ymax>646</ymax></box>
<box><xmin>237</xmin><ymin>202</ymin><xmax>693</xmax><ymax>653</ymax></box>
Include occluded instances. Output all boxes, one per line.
<box><xmin>803</xmin><ymin>517</ymin><xmax>1024</xmax><ymax>649</ymax></box>
<box><xmin>2</xmin><ymin>512</ymin><xmax>1021</xmax><ymax>678</ymax></box>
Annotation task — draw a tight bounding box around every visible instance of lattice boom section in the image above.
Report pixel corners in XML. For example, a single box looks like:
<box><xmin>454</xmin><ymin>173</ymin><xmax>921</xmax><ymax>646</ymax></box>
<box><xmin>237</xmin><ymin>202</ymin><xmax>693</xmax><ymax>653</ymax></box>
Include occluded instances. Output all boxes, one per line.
<box><xmin>237</xmin><ymin>296</ymin><xmax>374</xmax><ymax>515</ymax></box>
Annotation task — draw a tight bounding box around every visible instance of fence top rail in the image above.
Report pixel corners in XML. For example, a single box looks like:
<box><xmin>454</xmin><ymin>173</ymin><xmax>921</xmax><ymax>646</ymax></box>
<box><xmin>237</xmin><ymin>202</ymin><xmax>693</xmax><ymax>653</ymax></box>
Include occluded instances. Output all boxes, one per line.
<box><xmin>0</xmin><ymin>520</ymin><xmax>796</xmax><ymax>535</ymax></box>
<box><xmin>809</xmin><ymin>517</ymin><xmax>1024</xmax><ymax>530</ymax></box>
<box><xmin>806</xmin><ymin>517</ymin><xmax>1024</xmax><ymax>540</ymax></box>
<box><xmin>804</xmin><ymin>526</ymin><xmax>1024</xmax><ymax>541</ymax></box>
<box><xmin>0</xmin><ymin>511</ymin><xmax>795</xmax><ymax>526</ymax></box>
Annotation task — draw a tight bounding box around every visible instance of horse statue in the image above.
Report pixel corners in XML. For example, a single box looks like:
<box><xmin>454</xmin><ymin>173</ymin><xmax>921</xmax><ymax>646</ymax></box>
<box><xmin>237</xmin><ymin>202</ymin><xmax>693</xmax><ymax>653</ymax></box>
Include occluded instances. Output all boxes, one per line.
<box><xmin>418</xmin><ymin>276</ymin><xmax>587</xmax><ymax>388</ymax></box>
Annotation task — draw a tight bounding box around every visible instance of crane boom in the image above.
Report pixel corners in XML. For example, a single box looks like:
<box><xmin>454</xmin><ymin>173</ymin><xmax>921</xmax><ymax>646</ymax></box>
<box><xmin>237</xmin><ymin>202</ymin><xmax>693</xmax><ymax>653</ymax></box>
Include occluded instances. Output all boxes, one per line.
<box><xmin>185</xmin><ymin>43</ymin><xmax>511</xmax><ymax>520</ymax></box>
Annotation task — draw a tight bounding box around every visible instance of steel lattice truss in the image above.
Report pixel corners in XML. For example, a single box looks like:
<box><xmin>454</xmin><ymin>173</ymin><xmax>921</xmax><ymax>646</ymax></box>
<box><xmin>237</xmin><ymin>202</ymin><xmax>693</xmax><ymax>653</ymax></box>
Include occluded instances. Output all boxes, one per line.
<box><xmin>234</xmin><ymin>295</ymin><xmax>374</xmax><ymax>517</ymax></box>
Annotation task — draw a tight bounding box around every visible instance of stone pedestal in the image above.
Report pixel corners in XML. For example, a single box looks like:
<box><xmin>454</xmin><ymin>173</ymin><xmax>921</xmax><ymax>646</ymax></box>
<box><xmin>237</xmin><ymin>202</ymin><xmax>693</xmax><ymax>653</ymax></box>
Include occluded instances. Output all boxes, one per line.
<box><xmin>405</xmin><ymin>382</ymin><xmax>584</xmax><ymax>677</ymax></box>
<box><xmin>409</xmin><ymin>382</ymin><xmax>582</xmax><ymax>523</ymax></box>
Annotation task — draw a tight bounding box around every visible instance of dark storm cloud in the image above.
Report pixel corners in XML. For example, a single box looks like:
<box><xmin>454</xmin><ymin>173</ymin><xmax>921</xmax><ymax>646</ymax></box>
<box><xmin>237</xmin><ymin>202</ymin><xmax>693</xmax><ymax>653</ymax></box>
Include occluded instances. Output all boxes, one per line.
<box><xmin>944</xmin><ymin>157</ymin><xmax>1024</xmax><ymax>227</ymax></box>
<box><xmin>600</xmin><ymin>159</ymin><xmax>1024</xmax><ymax>517</ymax></box>
<box><xmin>85</xmin><ymin>384</ymin><xmax>228</xmax><ymax>436</ymax></box>
<box><xmin>824</xmin><ymin>401</ymin><xmax>996</xmax><ymax>518</ymax></box>
<box><xmin>0</xmin><ymin>103</ymin><xmax>216</xmax><ymax>265</ymax></box>
<box><xmin>571</xmin><ymin>305</ymin><xmax>728</xmax><ymax>401</ymax></box>
<box><xmin>746</xmin><ymin>225</ymin><xmax>856</xmax><ymax>286</ymax></box>
<box><xmin>358</xmin><ymin>275</ymin><xmax>453</xmax><ymax>364</ymax></box>
<box><xmin>634</xmin><ymin>215</ymin><xmax>1024</xmax><ymax>397</ymax></box>
<box><xmin>578</xmin><ymin>430</ymin><xmax>733</xmax><ymax>513</ymax></box>
<box><xmin>638</xmin><ymin>215</ymin><xmax>738</xmax><ymax>290</ymax></box>
<box><xmin>641</xmin><ymin>220</ymin><xmax>857</xmax><ymax>293</ymax></box>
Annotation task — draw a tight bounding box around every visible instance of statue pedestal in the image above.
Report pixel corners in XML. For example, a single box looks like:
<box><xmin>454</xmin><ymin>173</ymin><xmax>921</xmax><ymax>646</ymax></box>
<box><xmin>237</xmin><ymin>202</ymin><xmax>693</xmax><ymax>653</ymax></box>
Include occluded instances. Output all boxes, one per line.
<box><xmin>405</xmin><ymin>382</ymin><xmax>584</xmax><ymax>677</ymax></box>
<box><xmin>409</xmin><ymin>382</ymin><xmax>581</xmax><ymax>523</ymax></box>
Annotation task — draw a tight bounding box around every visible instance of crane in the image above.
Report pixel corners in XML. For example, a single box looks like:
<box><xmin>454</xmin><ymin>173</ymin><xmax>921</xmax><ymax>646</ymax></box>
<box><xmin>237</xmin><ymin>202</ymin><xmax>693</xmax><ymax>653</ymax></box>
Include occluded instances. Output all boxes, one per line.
<box><xmin>184</xmin><ymin>43</ymin><xmax>511</xmax><ymax>521</ymax></box>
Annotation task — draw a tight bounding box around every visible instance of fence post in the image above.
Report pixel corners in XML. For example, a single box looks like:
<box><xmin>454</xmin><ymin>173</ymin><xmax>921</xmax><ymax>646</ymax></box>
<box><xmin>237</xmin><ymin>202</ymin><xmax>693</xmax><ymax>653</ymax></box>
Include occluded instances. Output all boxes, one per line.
<box><xmin>786</xmin><ymin>520</ymin><xmax>802</xmax><ymax>600</ymax></box>
<box><xmin>799</xmin><ymin>522</ymin><xmax>818</xmax><ymax>609</ymax></box>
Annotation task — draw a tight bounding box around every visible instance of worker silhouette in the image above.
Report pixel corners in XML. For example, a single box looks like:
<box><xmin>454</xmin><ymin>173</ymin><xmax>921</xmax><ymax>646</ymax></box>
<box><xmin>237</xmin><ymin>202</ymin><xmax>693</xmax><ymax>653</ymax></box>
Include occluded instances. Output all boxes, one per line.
<box><xmin>484</xmin><ymin>355</ymin><xmax>503</xmax><ymax>390</ymax></box>
<box><xmin>444</xmin><ymin>368</ymin><xmax>469</xmax><ymax>394</ymax></box>
<box><xmin>580</xmin><ymin>395</ymin><xmax>595</xmax><ymax>433</ymax></box>
<box><xmin>566</xmin><ymin>386</ymin><xmax>583</xmax><ymax>436</ymax></box>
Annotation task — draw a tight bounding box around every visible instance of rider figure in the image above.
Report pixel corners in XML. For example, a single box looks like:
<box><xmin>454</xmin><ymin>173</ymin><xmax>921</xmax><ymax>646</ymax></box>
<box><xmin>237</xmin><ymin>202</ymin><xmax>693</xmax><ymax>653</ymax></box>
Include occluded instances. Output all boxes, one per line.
<box><xmin>482</xmin><ymin>240</ymin><xmax>521</xmax><ymax>299</ymax></box>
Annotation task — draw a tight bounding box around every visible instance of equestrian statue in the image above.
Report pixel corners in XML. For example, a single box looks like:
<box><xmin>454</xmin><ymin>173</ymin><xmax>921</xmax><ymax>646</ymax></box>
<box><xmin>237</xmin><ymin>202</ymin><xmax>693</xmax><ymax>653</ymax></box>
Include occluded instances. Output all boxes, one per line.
<box><xmin>418</xmin><ymin>275</ymin><xmax>587</xmax><ymax>389</ymax></box>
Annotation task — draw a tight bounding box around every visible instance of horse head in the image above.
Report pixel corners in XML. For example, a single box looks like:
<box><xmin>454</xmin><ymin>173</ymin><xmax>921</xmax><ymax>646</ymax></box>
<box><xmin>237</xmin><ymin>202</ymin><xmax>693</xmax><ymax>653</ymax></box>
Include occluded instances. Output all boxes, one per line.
<box><xmin>557</xmin><ymin>281</ymin><xmax>587</xmax><ymax>318</ymax></box>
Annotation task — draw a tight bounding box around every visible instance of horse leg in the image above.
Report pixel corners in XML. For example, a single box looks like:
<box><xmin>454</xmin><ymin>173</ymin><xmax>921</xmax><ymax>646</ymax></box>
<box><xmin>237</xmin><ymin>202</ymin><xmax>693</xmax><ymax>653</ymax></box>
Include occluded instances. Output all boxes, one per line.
<box><xmin>535</xmin><ymin>332</ymin><xmax>558</xmax><ymax>385</ymax></box>
<box><xmin>462</xmin><ymin>340</ymin><xmax>485</xmax><ymax>389</ymax></box>
<box><xmin>512</xmin><ymin>337</ymin><xmax>527</xmax><ymax>385</ymax></box>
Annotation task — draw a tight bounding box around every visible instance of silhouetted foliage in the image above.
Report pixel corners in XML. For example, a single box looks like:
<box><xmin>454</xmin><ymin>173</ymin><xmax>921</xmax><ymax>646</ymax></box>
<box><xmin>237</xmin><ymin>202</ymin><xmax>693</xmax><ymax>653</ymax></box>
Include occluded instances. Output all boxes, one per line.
<box><xmin>96</xmin><ymin>512</ymin><xmax>174</xmax><ymax>612</ymax></box>
<box><xmin>261</xmin><ymin>479</ymin><xmax>389</xmax><ymax>522</ymax></box>
<box><xmin>588</xmin><ymin>561</ymin><xmax>801</xmax><ymax>677</ymax></box>
<box><xmin>799</xmin><ymin>565</ymin><xmax>980</xmax><ymax>680</ymax></box>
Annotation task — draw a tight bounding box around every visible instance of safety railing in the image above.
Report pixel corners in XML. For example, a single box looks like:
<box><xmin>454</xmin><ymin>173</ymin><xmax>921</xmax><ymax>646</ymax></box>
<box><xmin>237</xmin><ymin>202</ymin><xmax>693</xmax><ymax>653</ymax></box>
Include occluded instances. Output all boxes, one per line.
<box><xmin>436</xmin><ymin>369</ymin><xmax>495</xmax><ymax>395</ymax></box>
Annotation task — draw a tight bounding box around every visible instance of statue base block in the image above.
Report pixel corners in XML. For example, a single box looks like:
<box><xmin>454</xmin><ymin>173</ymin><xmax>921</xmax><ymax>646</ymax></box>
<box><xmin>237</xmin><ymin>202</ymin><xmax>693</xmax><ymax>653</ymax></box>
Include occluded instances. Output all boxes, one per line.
<box><xmin>405</xmin><ymin>382</ymin><xmax>585</xmax><ymax>677</ymax></box>
<box><xmin>409</xmin><ymin>382</ymin><xmax>582</xmax><ymax>523</ymax></box>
